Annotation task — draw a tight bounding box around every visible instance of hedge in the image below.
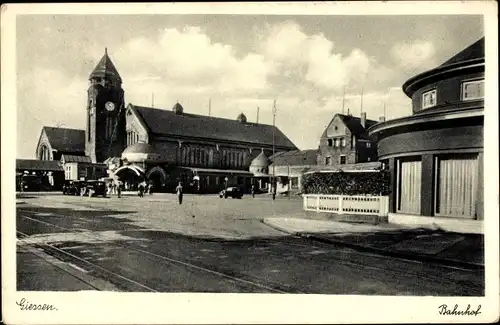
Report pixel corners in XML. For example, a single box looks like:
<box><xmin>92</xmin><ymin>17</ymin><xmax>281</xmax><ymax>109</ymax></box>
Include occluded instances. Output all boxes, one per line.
<box><xmin>302</xmin><ymin>171</ymin><xmax>391</xmax><ymax>196</ymax></box>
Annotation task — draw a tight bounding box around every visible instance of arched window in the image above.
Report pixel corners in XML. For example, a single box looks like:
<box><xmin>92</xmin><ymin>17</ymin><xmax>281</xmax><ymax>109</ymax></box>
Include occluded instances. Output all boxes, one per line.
<box><xmin>39</xmin><ymin>145</ymin><xmax>50</xmax><ymax>160</ymax></box>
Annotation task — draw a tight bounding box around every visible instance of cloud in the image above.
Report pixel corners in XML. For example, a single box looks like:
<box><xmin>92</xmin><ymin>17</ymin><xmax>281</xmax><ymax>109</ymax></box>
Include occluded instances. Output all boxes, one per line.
<box><xmin>16</xmin><ymin>20</ymin><xmax>414</xmax><ymax>158</ymax></box>
<box><xmin>114</xmin><ymin>26</ymin><xmax>272</xmax><ymax>94</ymax></box>
<box><xmin>17</xmin><ymin>67</ymin><xmax>88</xmax><ymax>158</ymax></box>
<box><xmin>261</xmin><ymin>21</ymin><xmax>393</xmax><ymax>92</ymax></box>
<box><xmin>390</xmin><ymin>40</ymin><xmax>437</xmax><ymax>71</ymax></box>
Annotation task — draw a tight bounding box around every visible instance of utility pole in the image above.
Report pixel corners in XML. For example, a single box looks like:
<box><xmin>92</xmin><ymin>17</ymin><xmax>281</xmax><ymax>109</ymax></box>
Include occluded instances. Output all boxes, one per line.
<box><xmin>288</xmin><ymin>164</ymin><xmax>291</xmax><ymax>200</ymax></box>
<box><xmin>152</xmin><ymin>92</ymin><xmax>155</xmax><ymax>108</ymax></box>
<box><xmin>208</xmin><ymin>98</ymin><xmax>211</xmax><ymax>116</ymax></box>
<box><xmin>256</xmin><ymin>106</ymin><xmax>260</xmax><ymax>123</ymax></box>
<box><xmin>360</xmin><ymin>87</ymin><xmax>364</xmax><ymax>116</ymax></box>
<box><xmin>342</xmin><ymin>85</ymin><xmax>346</xmax><ymax>115</ymax></box>
<box><xmin>383</xmin><ymin>101</ymin><xmax>387</xmax><ymax>119</ymax></box>
<box><xmin>272</xmin><ymin>100</ymin><xmax>277</xmax><ymax>200</ymax></box>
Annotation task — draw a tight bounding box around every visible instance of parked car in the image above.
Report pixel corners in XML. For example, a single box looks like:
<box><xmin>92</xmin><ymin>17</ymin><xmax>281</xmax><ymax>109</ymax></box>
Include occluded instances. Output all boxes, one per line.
<box><xmin>63</xmin><ymin>180</ymin><xmax>86</xmax><ymax>195</ymax></box>
<box><xmin>81</xmin><ymin>180</ymin><xmax>107</xmax><ymax>197</ymax></box>
<box><xmin>219</xmin><ymin>187</ymin><xmax>243</xmax><ymax>199</ymax></box>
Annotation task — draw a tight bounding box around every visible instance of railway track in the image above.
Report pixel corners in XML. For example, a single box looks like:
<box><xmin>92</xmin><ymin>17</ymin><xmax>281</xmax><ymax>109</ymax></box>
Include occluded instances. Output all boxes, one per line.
<box><xmin>17</xmin><ymin>213</ymin><xmax>294</xmax><ymax>293</ymax></box>
<box><xmin>17</xmin><ymin>210</ymin><xmax>484</xmax><ymax>295</ymax></box>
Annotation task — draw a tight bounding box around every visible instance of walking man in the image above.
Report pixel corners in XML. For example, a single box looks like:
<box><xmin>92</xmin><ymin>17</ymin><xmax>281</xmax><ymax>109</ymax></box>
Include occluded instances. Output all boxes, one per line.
<box><xmin>251</xmin><ymin>184</ymin><xmax>255</xmax><ymax>198</ymax></box>
<box><xmin>117</xmin><ymin>181</ymin><xmax>121</xmax><ymax>198</ymax></box>
<box><xmin>138</xmin><ymin>183</ymin><xmax>144</xmax><ymax>198</ymax></box>
<box><xmin>176</xmin><ymin>182</ymin><xmax>183</xmax><ymax>205</ymax></box>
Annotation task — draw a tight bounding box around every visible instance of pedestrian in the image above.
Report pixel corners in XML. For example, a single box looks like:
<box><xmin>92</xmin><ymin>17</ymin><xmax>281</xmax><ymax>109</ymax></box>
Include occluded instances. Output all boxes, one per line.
<box><xmin>117</xmin><ymin>182</ymin><xmax>121</xmax><ymax>198</ymax></box>
<box><xmin>251</xmin><ymin>184</ymin><xmax>255</xmax><ymax>198</ymax></box>
<box><xmin>138</xmin><ymin>182</ymin><xmax>145</xmax><ymax>197</ymax></box>
<box><xmin>176</xmin><ymin>182</ymin><xmax>183</xmax><ymax>205</ymax></box>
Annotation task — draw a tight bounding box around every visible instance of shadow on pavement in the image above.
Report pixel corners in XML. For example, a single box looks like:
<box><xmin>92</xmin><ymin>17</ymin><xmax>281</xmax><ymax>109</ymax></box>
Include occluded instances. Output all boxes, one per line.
<box><xmin>17</xmin><ymin>206</ymin><xmax>144</xmax><ymax>234</ymax></box>
<box><xmin>308</xmin><ymin>228</ymin><xmax>484</xmax><ymax>267</ymax></box>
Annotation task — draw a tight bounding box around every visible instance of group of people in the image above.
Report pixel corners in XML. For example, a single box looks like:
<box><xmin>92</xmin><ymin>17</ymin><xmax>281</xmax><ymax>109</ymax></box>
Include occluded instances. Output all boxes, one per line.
<box><xmin>137</xmin><ymin>181</ymin><xmax>153</xmax><ymax>197</ymax></box>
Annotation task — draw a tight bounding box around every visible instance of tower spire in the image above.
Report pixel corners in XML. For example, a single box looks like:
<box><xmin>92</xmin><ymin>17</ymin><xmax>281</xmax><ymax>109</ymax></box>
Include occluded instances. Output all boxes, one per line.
<box><xmin>105</xmin><ymin>47</ymin><xmax>108</xmax><ymax>55</ymax></box>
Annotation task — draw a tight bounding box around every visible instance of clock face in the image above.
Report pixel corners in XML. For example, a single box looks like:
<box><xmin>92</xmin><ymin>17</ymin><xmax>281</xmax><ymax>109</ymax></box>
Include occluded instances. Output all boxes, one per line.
<box><xmin>105</xmin><ymin>101</ymin><xmax>115</xmax><ymax>112</ymax></box>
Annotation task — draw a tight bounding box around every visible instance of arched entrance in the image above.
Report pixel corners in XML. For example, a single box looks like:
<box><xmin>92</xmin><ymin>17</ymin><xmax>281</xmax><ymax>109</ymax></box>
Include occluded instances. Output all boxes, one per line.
<box><xmin>114</xmin><ymin>165</ymin><xmax>145</xmax><ymax>191</ymax></box>
<box><xmin>146</xmin><ymin>166</ymin><xmax>168</xmax><ymax>193</ymax></box>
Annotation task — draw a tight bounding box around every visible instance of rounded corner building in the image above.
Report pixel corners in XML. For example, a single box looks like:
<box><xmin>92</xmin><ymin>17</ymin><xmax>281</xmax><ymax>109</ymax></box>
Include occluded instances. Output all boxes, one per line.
<box><xmin>369</xmin><ymin>37</ymin><xmax>484</xmax><ymax>227</ymax></box>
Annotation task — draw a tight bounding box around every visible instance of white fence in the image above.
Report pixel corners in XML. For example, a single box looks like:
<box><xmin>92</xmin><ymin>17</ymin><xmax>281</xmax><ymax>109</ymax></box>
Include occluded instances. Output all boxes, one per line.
<box><xmin>303</xmin><ymin>194</ymin><xmax>389</xmax><ymax>217</ymax></box>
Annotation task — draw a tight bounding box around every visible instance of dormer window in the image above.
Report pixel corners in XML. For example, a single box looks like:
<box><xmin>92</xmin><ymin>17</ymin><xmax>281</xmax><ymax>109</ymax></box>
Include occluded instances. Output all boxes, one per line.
<box><xmin>422</xmin><ymin>89</ymin><xmax>437</xmax><ymax>109</ymax></box>
<box><xmin>462</xmin><ymin>79</ymin><xmax>484</xmax><ymax>101</ymax></box>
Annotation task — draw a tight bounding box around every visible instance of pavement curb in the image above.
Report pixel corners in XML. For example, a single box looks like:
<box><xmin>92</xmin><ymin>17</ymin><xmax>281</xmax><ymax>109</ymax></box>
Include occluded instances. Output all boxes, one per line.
<box><xmin>18</xmin><ymin>244</ymin><xmax>121</xmax><ymax>291</ymax></box>
<box><xmin>261</xmin><ymin>219</ymin><xmax>484</xmax><ymax>270</ymax></box>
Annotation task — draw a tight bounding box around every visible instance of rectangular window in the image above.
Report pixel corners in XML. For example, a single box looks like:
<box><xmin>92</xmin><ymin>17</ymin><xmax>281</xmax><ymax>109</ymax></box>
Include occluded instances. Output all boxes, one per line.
<box><xmin>340</xmin><ymin>155</ymin><xmax>346</xmax><ymax>165</ymax></box>
<box><xmin>328</xmin><ymin>139</ymin><xmax>333</xmax><ymax>147</ymax></box>
<box><xmin>326</xmin><ymin>156</ymin><xmax>331</xmax><ymax>165</ymax></box>
<box><xmin>334</xmin><ymin>139</ymin><xmax>339</xmax><ymax>148</ymax></box>
<box><xmin>422</xmin><ymin>89</ymin><xmax>437</xmax><ymax>109</ymax></box>
<box><xmin>291</xmin><ymin>177</ymin><xmax>299</xmax><ymax>189</ymax></box>
<box><xmin>462</xmin><ymin>79</ymin><xmax>484</xmax><ymax>101</ymax></box>
<box><xmin>341</xmin><ymin>138</ymin><xmax>346</xmax><ymax>147</ymax></box>
<box><xmin>397</xmin><ymin>159</ymin><xmax>421</xmax><ymax>214</ymax></box>
<box><xmin>435</xmin><ymin>154</ymin><xmax>478</xmax><ymax>218</ymax></box>
<box><xmin>366</xmin><ymin>142</ymin><xmax>371</xmax><ymax>148</ymax></box>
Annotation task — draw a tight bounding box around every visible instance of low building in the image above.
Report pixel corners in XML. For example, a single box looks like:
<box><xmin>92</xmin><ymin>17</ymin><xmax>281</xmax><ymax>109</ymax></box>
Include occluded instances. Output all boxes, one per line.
<box><xmin>268</xmin><ymin>149</ymin><xmax>318</xmax><ymax>193</ymax></box>
<box><xmin>16</xmin><ymin>159</ymin><xmax>64</xmax><ymax>190</ymax></box>
<box><xmin>60</xmin><ymin>154</ymin><xmax>106</xmax><ymax>181</ymax></box>
<box><xmin>369</xmin><ymin>37</ymin><xmax>484</xmax><ymax>226</ymax></box>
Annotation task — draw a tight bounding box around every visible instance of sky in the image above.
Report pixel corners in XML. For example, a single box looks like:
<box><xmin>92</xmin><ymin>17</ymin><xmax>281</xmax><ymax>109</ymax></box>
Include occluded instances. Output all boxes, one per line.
<box><xmin>16</xmin><ymin>14</ymin><xmax>484</xmax><ymax>158</ymax></box>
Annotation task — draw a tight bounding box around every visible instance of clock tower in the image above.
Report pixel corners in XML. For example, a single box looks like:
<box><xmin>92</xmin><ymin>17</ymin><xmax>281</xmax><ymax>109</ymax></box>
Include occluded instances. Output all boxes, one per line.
<box><xmin>86</xmin><ymin>48</ymin><xmax>126</xmax><ymax>163</ymax></box>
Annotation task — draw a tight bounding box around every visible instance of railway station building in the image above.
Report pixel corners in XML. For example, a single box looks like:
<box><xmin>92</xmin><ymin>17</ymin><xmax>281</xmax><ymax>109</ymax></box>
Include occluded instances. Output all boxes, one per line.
<box><xmin>31</xmin><ymin>49</ymin><xmax>297</xmax><ymax>193</ymax></box>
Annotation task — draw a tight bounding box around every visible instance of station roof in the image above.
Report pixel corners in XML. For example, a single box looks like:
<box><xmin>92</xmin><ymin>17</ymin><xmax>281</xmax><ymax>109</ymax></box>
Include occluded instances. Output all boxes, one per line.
<box><xmin>130</xmin><ymin>104</ymin><xmax>297</xmax><ymax>149</ymax></box>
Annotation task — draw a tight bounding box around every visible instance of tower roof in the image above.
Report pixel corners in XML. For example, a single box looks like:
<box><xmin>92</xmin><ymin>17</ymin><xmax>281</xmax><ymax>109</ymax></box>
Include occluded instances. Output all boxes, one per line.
<box><xmin>439</xmin><ymin>37</ymin><xmax>485</xmax><ymax>68</ymax></box>
<box><xmin>237</xmin><ymin>112</ymin><xmax>247</xmax><ymax>123</ymax></box>
<box><xmin>89</xmin><ymin>48</ymin><xmax>122</xmax><ymax>82</ymax></box>
<box><xmin>250</xmin><ymin>151</ymin><xmax>270</xmax><ymax>167</ymax></box>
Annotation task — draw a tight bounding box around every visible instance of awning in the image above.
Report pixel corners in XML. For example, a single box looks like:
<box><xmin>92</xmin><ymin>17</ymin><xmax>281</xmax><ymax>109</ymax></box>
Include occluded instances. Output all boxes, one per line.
<box><xmin>16</xmin><ymin>159</ymin><xmax>63</xmax><ymax>172</ymax></box>
<box><xmin>114</xmin><ymin>165</ymin><xmax>145</xmax><ymax>177</ymax></box>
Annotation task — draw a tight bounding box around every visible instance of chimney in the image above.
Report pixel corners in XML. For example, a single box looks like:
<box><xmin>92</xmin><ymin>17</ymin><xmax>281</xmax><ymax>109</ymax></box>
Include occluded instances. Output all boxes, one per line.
<box><xmin>379</xmin><ymin>116</ymin><xmax>386</xmax><ymax>123</ymax></box>
<box><xmin>361</xmin><ymin>112</ymin><xmax>367</xmax><ymax>128</ymax></box>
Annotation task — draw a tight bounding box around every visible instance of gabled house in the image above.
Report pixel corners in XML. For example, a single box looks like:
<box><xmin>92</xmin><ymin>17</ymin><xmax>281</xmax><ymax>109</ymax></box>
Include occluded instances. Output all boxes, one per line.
<box><xmin>317</xmin><ymin>113</ymin><xmax>379</xmax><ymax>167</ymax></box>
<box><xmin>35</xmin><ymin>126</ymin><xmax>86</xmax><ymax>161</ymax></box>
